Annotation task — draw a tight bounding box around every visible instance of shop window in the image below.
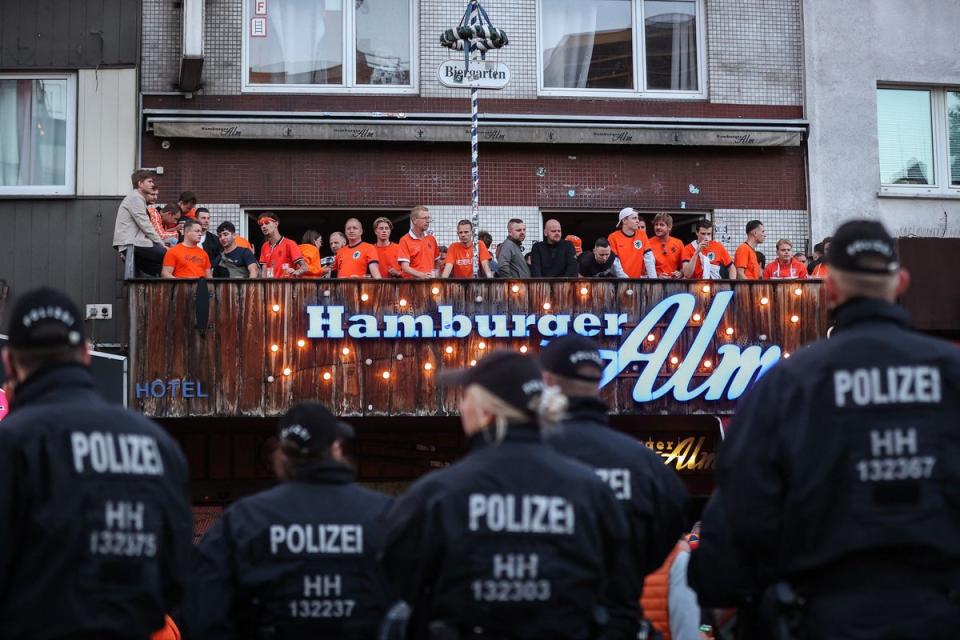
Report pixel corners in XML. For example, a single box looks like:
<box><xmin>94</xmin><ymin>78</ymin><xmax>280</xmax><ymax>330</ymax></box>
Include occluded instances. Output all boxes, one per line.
<box><xmin>538</xmin><ymin>0</ymin><xmax>704</xmax><ymax>98</ymax></box>
<box><xmin>877</xmin><ymin>87</ymin><xmax>960</xmax><ymax>196</ymax></box>
<box><xmin>244</xmin><ymin>0</ymin><xmax>416</xmax><ymax>93</ymax></box>
<box><xmin>0</xmin><ymin>75</ymin><xmax>76</xmax><ymax>196</ymax></box>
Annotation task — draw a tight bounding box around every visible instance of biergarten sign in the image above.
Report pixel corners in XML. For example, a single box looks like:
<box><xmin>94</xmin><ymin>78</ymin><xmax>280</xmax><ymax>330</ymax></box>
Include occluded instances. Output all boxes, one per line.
<box><xmin>437</xmin><ymin>59</ymin><xmax>511</xmax><ymax>89</ymax></box>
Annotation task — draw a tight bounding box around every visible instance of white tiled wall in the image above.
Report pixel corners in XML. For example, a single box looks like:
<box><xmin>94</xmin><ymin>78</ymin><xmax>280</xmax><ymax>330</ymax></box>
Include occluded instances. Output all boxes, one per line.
<box><xmin>713</xmin><ymin>209</ymin><xmax>811</xmax><ymax>257</ymax></box>
<box><xmin>425</xmin><ymin>205</ymin><xmax>542</xmax><ymax>249</ymax></box>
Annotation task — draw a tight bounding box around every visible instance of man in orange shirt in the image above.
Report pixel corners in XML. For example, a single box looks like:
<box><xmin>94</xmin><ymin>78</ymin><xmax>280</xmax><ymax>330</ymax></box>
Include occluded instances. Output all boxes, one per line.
<box><xmin>150</xmin><ymin>203</ymin><xmax>181</xmax><ymax>246</ymax></box>
<box><xmin>734</xmin><ymin>219</ymin><xmax>765</xmax><ymax>280</ymax></box>
<box><xmin>257</xmin><ymin>212</ymin><xmax>306</xmax><ymax>278</ymax></box>
<box><xmin>764</xmin><ymin>239</ymin><xmax>809</xmax><ymax>280</ymax></box>
<box><xmin>647</xmin><ymin>212</ymin><xmax>685</xmax><ymax>278</ymax></box>
<box><xmin>335</xmin><ymin>218</ymin><xmax>382</xmax><ymax>279</ymax></box>
<box><xmin>299</xmin><ymin>229</ymin><xmax>325</xmax><ymax>277</ymax></box>
<box><xmin>811</xmin><ymin>236</ymin><xmax>831</xmax><ymax>278</ymax></box>
<box><xmin>373</xmin><ymin>217</ymin><xmax>404</xmax><ymax>278</ymax></box>
<box><xmin>607</xmin><ymin>207</ymin><xmax>656</xmax><ymax>278</ymax></box>
<box><xmin>161</xmin><ymin>219</ymin><xmax>212</xmax><ymax>279</ymax></box>
<box><xmin>442</xmin><ymin>219</ymin><xmax>494</xmax><ymax>278</ymax></box>
<box><xmin>398</xmin><ymin>205</ymin><xmax>439</xmax><ymax>279</ymax></box>
<box><xmin>681</xmin><ymin>219</ymin><xmax>735</xmax><ymax>280</ymax></box>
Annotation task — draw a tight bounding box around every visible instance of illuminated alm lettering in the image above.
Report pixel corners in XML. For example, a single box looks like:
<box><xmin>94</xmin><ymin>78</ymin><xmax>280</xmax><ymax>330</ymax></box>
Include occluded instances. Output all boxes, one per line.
<box><xmin>598</xmin><ymin>292</ymin><xmax>780</xmax><ymax>402</ymax></box>
<box><xmin>305</xmin><ymin>292</ymin><xmax>782</xmax><ymax>402</ymax></box>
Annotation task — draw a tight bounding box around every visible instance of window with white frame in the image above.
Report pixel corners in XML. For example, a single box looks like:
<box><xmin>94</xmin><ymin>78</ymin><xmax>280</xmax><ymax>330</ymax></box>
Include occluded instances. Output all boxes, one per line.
<box><xmin>877</xmin><ymin>87</ymin><xmax>960</xmax><ymax>195</ymax></box>
<box><xmin>244</xmin><ymin>0</ymin><xmax>416</xmax><ymax>93</ymax></box>
<box><xmin>0</xmin><ymin>74</ymin><xmax>76</xmax><ymax>196</ymax></box>
<box><xmin>538</xmin><ymin>0</ymin><xmax>705</xmax><ymax>97</ymax></box>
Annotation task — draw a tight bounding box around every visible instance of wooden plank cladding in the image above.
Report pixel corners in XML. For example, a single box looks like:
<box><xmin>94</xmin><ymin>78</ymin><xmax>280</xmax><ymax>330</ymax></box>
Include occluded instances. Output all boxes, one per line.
<box><xmin>129</xmin><ymin>279</ymin><xmax>828</xmax><ymax>418</ymax></box>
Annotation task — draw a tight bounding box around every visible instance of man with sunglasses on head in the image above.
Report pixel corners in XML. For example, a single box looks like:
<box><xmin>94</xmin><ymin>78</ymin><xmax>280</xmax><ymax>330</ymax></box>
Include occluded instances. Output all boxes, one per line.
<box><xmin>257</xmin><ymin>212</ymin><xmax>306</xmax><ymax>278</ymax></box>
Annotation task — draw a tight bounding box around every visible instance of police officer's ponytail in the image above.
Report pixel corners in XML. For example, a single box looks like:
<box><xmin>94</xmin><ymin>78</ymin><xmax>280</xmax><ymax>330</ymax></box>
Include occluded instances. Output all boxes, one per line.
<box><xmin>466</xmin><ymin>383</ymin><xmax>568</xmax><ymax>444</ymax></box>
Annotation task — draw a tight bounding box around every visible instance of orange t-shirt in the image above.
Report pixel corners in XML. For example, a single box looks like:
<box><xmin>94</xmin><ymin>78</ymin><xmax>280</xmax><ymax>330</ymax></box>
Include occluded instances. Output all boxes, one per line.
<box><xmin>811</xmin><ymin>262</ymin><xmax>828</xmax><ymax>278</ymax></box>
<box><xmin>162</xmin><ymin>243</ymin><xmax>211</xmax><ymax>278</ymax></box>
<box><xmin>259</xmin><ymin>237</ymin><xmax>304</xmax><ymax>278</ymax></box>
<box><xmin>445</xmin><ymin>240</ymin><xmax>492</xmax><ymax>278</ymax></box>
<box><xmin>647</xmin><ymin>235</ymin><xmax>685</xmax><ymax>276</ymax></box>
<box><xmin>764</xmin><ymin>259</ymin><xmax>808</xmax><ymax>280</ymax></box>
<box><xmin>680</xmin><ymin>240</ymin><xmax>733</xmax><ymax>279</ymax></box>
<box><xmin>607</xmin><ymin>229</ymin><xmax>650</xmax><ymax>278</ymax></box>
<box><xmin>235</xmin><ymin>235</ymin><xmax>253</xmax><ymax>250</ymax></box>
<box><xmin>182</xmin><ymin>207</ymin><xmax>197</xmax><ymax>220</ymax></box>
<box><xmin>734</xmin><ymin>243</ymin><xmax>761</xmax><ymax>280</ymax></box>
<box><xmin>398</xmin><ymin>232</ymin><xmax>439</xmax><ymax>277</ymax></box>
<box><xmin>376</xmin><ymin>242</ymin><xmax>405</xmax><ymax>278</ymax></box>
<box><xmin>335</xmin><ymin>242</ymin><xmax>380</xmax><ymax>278</ymax></box>
<box><xmin>299</xmin><ymin>243</ymin><xmax>325</xmax><ymax>277</ymax></box>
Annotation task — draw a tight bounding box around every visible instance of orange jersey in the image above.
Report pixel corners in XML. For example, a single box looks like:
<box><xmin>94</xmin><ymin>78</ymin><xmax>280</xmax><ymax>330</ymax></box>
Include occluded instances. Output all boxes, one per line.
<box><xmin>182</xmin><ymin>207</ymin><xmax>197</xmax><ymax>220</ymax></box>
<box><xmin>681</xmin><ymin>240</ymin><xmax>733</xmax><ymax>279</ymax></box>
<box><xmin>163</xmin><ymin>243</ymin><xmax>210</xmax><ymax>278</ymax></box>
<box><xmin>398</xmin><ymin>231</ymin><xmax>439</xmax><ymax>277</ymax></box>
<box><xmin>235</xmin><ymin>235</ymin><xmax>253</xmax><ymax>250</ymax></box>
<box><xmin>811</xmin><ymin>262</ymin><xmax>828</xmax><ymax>278</ymax></box>
<box><xmin>647</xmin><ymin>235</ymin><xmax>685</xmax><ymax>276</ymax></box>
<box><xmin>376</xmin><ymin>242</ymin><xmax>405</xmax><ymax>278</ymax></box>
<box><xmin>734</xmin><ymin>243</ymin><xmax>761</xmax><ymax>280</ymax></box>
<box><xmin>299</xmin><ymin>243</ymin><xmax>325</xmax><ymax>277</ymax></box>
<box><xmin>259</xmin><ymin>237</ymin><xmax>303</xmax><ymax>278</ymax></box>
<box><xmin>764</xmin><ymin>259</ymin><xmax>808</xmax><ymax>280</ymax></box>
<box><xmin>335</xmin><ymin>242</ymin><xmax>379</xmax><ymax>278</ymax></box>
<box><xmin>607</xmin><ymin>229</ymin><xmax>650</xmax><ymax>278</ymax></box>
<box><xmin>445</xmin><ymin>240</ymin><xmax>492</xmax><ymax>278</ymax></box>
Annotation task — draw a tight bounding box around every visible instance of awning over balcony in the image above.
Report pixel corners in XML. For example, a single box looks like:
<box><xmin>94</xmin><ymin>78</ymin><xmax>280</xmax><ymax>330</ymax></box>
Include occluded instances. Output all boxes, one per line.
<box><xmin>145</xmin><ymin>112</ymin><xmax>805</xmax><ymax>147</ymax></box>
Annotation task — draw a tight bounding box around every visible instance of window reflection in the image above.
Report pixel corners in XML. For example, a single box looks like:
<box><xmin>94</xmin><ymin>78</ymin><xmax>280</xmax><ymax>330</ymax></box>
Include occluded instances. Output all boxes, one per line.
<box><xmin>541</xmin><ymin>0</ymin><xmax>634</xmax><ymax>90</ymax></box>
<box><xmin>644</xmin><ymin>0</ymin><xmax>698</xmax><ymax>91</ymax></box>
<box><xmin>877</xmin><ymin>89</ymin><xmax>934</xmax><ymax>185</ymax></box>
<box><xmin>248</xmin><ymin>0</ymin><xmax>344</xmax><ymax>85</ymax></box>
<box><xmin>356</xmin><ymin>0</ymin><xmax>411</xmax><ymax>85</ymax></box>
<box><xmin>949</xmin><ymin>92</ymin><xmax>960</xmax><ymax>187</ymax></box>
<box><xmin>0</xmin><ymin>79</ymin><xmax>68</xmax><ymax>187</ymax></box>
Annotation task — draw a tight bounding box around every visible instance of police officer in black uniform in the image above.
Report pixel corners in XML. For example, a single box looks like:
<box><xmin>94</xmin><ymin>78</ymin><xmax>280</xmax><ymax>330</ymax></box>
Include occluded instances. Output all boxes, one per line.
<box><xmin>381</xmin><ymin>350</ymin><xmax>631</xmax><ymax>640</ymax></box>
<box><xmin>691</xmin><ymin>220</ymin><xmax>960</xmax><ymax>638</ymax></box>
<box><xmin>540</xmin><ymin>335</ymin><xmax>690</xmax><ymax>639</ymax></box>
<box><xmin>0</xmin><ymin>287</ymin><xmax>193</xmax><ymax>640</ymax></box>
<box><xmin>188</xmin><ymin>401</ymin><xmax>394</xmax><ymax>639</ymax></box>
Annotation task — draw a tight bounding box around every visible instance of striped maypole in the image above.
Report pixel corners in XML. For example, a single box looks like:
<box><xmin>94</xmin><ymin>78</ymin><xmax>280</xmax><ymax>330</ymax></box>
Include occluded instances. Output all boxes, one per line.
<box><xmin>441</xmin><ymin>0</ymin><xmax>507</xmax><ymax>278</ymax></box>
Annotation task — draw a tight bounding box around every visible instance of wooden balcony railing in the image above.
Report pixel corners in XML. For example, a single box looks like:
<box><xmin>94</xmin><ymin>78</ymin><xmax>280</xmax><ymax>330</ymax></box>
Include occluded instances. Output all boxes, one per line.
<box><xmin>129</xmin><ymin>279</ymin><xmax>827</xmax><ymax>418</ymax></box>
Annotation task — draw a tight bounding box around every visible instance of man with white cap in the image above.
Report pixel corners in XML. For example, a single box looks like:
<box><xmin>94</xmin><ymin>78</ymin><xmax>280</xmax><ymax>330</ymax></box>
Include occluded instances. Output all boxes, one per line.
<box><xmin>608</xmin><ymin>207</ymin><xmax>657</xmax><ymax>278</ymax></box>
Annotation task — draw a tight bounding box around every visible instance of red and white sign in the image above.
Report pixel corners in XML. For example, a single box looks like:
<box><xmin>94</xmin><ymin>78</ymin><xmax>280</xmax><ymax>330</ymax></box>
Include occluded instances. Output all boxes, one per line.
<box><xmin>250</xmin><ymin>17</ymin><xmax>267</xmax><ymax>37</ymax></box>
<box><xmin>254</xmin><ymin>0</ymin><xmax>267</xmax><ymax>15</ymax></box>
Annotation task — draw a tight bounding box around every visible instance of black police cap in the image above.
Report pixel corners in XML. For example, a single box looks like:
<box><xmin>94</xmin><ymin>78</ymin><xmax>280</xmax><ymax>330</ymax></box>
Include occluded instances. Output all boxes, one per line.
<box><xmin>827</xmin><ymin>220</ymin><xmax>899</xmax><ymax>274</ymax></box>
<box><xmin>539</xmin><ymin>334</ymin><xmax>604</xmax><ymax>382</ymax></box>
<box><xmin>438</xmin><ymin>350</ymin><xmax>546</xmax><ymax>417</ymax></box>
<box><xmin>278</xmin><ymin>402</ymin><xmax>354</xmax><ymax>454</ymax></box>
<box><xmin>6</xmin><ymin>287</ymin><xmax>85</xmax><ymax>349</ymax></box>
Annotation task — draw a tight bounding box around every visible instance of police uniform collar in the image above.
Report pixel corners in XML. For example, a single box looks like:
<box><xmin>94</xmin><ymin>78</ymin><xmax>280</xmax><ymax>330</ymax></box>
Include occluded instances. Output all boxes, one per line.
<box><xmin>563</xmin><ymin>396</ymin><xmax>610</xmax><ymax>424</ymax></box>
<box><xmin>9</xmin><ymin>362</ymin><xmax>95</xmax><ymax>410</ymax></box>
<box><xmin>292</xmin><ymin>459</ymin><xmax>356</xmax><ymax>484</ymax></box>
<box><xmin>469</xmin><ymin>423</ymin><xmax>541</xmax><ymax>450</ymax></box>
<box><xmin>831</xmin><ymin>297</ymin><xmax>909</xmax><ymax>332</ymax></box>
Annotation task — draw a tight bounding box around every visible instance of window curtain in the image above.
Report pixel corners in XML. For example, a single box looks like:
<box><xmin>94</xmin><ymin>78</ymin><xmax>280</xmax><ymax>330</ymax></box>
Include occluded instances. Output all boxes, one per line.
<box><xmin>0</xmin><ymin>80</ymin><xmax>59</xmax><ymax>186</ymax></box>
<box><xmin>542</xmin><ymin>3</ymin><xmax>600</xmax><ymax>88</ymax></box>
<box><xmin>250</xmin><ymin>0</ymin><xmax>343</xmax><ymax>84</ymax></box>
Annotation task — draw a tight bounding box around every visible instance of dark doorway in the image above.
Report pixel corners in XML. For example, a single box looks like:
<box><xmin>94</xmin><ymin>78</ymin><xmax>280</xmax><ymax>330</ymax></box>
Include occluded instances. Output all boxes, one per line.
<box><xmin>544</xmin><ymin>210</ymin><xmax>711</xmax><ymax>252</ymax></box>
<box><xmin>245</xmin><ymin>209</ymin><xmax>412</xmax><ymax>259</ymax></box>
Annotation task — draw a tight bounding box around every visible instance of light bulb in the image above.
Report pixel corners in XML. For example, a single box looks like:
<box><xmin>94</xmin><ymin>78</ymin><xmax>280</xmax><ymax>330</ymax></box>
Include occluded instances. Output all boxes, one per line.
<box><xmin>760</xmin><ymin>296</ymin><xmax>769</xmax><ymax>306</ymax></box>
<box><xmin>701</xmin><ymin>284</ymin><xmax>711</xmax><ymax>294</ymax></box>
<box><xmin>580</xmin><ymin>286</ymin><xmax>588</xmax><ymax>295</ymax></box>
<box><xmin>296</xmin><ymin>339</ymin><xmax>306</xmax><ymax>348</ymax></box>
<box><xmin>399</xmin><ymin>298</ymin><xmax>407</xmax><ymax>307</ymax></box>
<box><xmin>272</xmin><ymin>303</ymin><xmax>281</xmax><ymax>312</ymax></box>
<box><xmin>794</xmin><ymin>287</ymin><xmax>802</xmax><ymax>296</ymax></box>
<box><xmin>431</xmin><ymin>286</ymin><xmax>440</xmax><ymax>295</ymax></box>
<box><xmin>647</xmin><ymin>334</ymin><xmax>656</xmax><ymax>342</ymax></box>
<box><xmin>542</xmin><ymin>302</ymin><xmax>552</xmax><ymax>311</ymax></box>
<box><xmin>790</xmin><ymin>315</ymin><xmax>800</xmax><ymax>324</ymax></box>
<box><xmin>270</xmin><ymin>344</ymin><xmax>279</xmax><ymax>352</ymax></box>
<box><xmin>382</xmin><ymin>371</ymin><xmax>391</xmax><ymax>380</ymax></box>
<box><xmin>478</xmin><ymin>341</ymin><xmax>486</xmax><ymax>350</ymax></box>
<box><xmin>725</xmin><ymin>327</ymin><xmax>735</xmax><ymax>336</ymax></box>
<box><xmin>519</xmin><ymin>346</ymin><xmax>528</xmax><ymax>354</ymax></box>
<box><xmin>282</xmin><ymin>367</ymin><xmax>292</xmax><ymax>376</ymax></box>
<box><xmin>424</xmin><ymin>362</ymin><xmax>433</xmax><ymax>371</ymax></box>
<box><xmin>703</xmin><ymin>359</ymin><xmax>712</xmax><ymax>369</ymax></box>
<box><xmin>692</xmin><ymin>313</ymin><xmax>702</xmax><ymax>322</ymax></box>
<box><xmin>445</xmin><ymin>345</ymin><xmax>454</xmax><ymax>354</ymax></box>
<box><xmin>360</xmin><ymin>292</ymin><xmax>369</xmax><ymax>302</ymax></box>
<box><xmin>511</xmin><ymin>284</ymin><xmax>520</xmax><ymax>293</ymax></box>
<box><xmin>341</xmin><ymin>347</ymin><xmax>350</xmax><ymax>356</ymax></box>
<box><xmin>322</xmin><ymin>371</ymin><xmax>332</xmax><ymax>381</ymax></box>
<box><xmin>670</xmin><ymin>356</ymin><xmax>679</xmax><ymax>365</ymax></box>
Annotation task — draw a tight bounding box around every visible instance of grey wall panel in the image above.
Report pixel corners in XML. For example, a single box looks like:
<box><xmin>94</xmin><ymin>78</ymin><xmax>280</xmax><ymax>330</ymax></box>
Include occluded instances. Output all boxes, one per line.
<box><xmin>0</xmin><ymin>0</ymin><xmax>140</xmax><ymax>69</ymax></box>
<box><xmin>0</xmin><ymin>199</ymin><xmax>127</xmax><ymax>346</ymax></box>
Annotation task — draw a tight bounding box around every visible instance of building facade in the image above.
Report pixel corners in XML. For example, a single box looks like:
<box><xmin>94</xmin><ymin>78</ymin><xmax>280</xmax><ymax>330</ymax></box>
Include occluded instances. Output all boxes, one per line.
<box><xmin>804</xmin><ymin>0</ymin><xmax>960</xmax><ymax>240</ymax></box>
<box><xmin>140</xmin><ymin>0</ymin><xmax>810</xmax><ymax>258</ymax></box>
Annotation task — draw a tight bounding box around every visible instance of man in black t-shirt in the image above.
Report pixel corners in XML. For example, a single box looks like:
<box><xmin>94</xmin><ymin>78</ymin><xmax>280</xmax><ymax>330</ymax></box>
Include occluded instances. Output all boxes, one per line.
<box><xmin>214</xmin><ymin>221</ymin><xmax>258</xmax><ymax>278</ymax></box>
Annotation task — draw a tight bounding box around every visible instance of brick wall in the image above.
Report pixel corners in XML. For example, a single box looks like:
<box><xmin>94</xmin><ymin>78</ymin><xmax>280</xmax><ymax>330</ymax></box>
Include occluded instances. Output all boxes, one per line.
<box><xmin>145</xmin><ymin>138</ymin><xmax>806</xmax><ymax>211</ymax></box>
